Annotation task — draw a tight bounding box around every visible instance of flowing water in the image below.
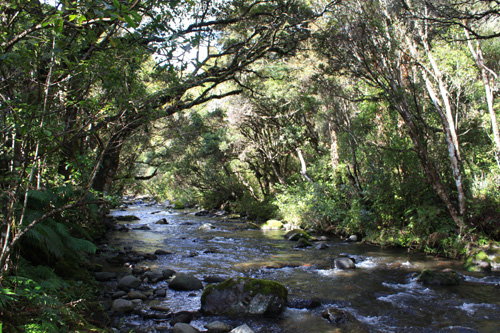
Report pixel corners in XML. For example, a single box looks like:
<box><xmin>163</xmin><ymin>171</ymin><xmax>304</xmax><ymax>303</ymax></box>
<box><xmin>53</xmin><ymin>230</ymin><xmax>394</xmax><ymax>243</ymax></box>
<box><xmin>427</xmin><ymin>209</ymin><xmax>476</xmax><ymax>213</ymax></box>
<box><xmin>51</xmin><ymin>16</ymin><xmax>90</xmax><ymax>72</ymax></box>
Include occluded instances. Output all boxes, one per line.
<box><xmin>103</xmin><ymin>202</ymin><xmax>500</xmax><ymax>332</ymax></box>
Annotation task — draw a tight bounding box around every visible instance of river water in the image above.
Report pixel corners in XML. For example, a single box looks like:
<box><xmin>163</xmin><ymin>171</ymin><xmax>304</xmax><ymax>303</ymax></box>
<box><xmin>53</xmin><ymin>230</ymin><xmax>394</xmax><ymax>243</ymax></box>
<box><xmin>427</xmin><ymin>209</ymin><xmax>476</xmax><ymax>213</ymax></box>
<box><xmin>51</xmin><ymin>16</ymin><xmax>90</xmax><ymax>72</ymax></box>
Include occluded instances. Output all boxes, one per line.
<box><xmin>104</xmin><ymin>203</ymin><xmax>500</xmax><ymax>332</ymax></box>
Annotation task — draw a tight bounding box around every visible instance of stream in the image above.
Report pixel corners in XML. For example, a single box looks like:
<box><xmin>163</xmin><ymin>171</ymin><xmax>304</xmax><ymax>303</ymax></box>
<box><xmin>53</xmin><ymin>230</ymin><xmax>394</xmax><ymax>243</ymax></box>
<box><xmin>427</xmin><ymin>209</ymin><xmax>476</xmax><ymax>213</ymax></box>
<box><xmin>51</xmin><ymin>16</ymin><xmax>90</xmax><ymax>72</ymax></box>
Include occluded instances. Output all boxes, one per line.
<box><xmin>99</xmin><ymin>201</ymin><xmax>500</xmax><ymax>332</ymax></box>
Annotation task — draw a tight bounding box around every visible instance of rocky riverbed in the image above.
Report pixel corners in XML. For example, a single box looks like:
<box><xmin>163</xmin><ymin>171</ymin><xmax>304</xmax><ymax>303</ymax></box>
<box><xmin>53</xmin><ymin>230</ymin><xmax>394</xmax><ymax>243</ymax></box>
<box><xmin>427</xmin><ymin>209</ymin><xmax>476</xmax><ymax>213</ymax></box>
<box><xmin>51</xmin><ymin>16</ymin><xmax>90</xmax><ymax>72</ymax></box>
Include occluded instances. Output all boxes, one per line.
<box><xmin>92</xmin><ymin>200</ymin><xmax>500</xmax><ymax>332</ymax></box>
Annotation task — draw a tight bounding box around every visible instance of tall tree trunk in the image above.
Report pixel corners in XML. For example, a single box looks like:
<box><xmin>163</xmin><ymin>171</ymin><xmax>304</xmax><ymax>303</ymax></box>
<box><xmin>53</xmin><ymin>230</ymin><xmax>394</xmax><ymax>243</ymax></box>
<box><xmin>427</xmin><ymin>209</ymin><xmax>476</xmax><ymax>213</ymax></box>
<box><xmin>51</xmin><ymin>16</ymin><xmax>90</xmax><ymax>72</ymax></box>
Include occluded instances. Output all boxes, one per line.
<box><xmin>464</xmin><ymin>27</ymin><xmax>500</xmax><ymax>168</ymax></box>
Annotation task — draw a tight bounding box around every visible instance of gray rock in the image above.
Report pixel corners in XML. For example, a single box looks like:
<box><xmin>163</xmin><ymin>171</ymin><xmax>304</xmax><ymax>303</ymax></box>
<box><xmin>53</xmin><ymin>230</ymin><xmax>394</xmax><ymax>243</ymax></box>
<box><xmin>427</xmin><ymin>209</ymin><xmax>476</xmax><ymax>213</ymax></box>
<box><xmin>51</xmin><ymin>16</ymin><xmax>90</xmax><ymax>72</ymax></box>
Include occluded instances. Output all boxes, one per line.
<box><xmin>118</xmin><ymin>275</ymin><xmax>141</xmax><ymax>289</ymax></box>
<box><xmin>173</xmin><ymin>323</ymin><xmax>199</xmax><ymax>333</ymax></box>
<box><xmin>112</xmin><ymin>299</ymin><xmax>134</xmax><ymax>312</ymax></box>
<box><xmin>116</xmin><ymin>215</ymin><xmax>140</xmax><ymax>221</ymax></box>
<box><xmin>144</xmin><ymin>270</ymin><xmax>165</xmax><ymax>282</ymax></box>
<box><xmin>154</xmin><ymin>288</ymin><xmax>167</xmax><ymax>297</ymax></box>
<box><xmin>205</xmin><ymin>321</ymin><xmax>232</xmax><ymax>333</ymax></box>
<box><xmin>169</xmin><ymin>274</ymin><xmax>203</xmax><ymax>291</ymax></box>
<box><xmin>230</xmin><ymin>324</ymin><xmax>255</xmax><ymax>333</ymax></box>
<box><xmin>128</xmin><ymin>291</ymin><xmax>148</xmax><ymax>300</ymax></box>
<box><xmin>94</xmin><ymin>271</ymin><xmax>117</xmax><ymax>281</ymax></box>
<box><xmin>155</xmin><ymin>218</ymin><xmax>169</xmax><ymax>224</ymax></box>
<box><xmin>112</xmin><ymin>290</ymin><xmax>127</xmax><ymax>299</ymax></box>
<box><xmin>334</xmin><ymin>257</ymin><xmax>356</xmax><ymax>270</ymax></box>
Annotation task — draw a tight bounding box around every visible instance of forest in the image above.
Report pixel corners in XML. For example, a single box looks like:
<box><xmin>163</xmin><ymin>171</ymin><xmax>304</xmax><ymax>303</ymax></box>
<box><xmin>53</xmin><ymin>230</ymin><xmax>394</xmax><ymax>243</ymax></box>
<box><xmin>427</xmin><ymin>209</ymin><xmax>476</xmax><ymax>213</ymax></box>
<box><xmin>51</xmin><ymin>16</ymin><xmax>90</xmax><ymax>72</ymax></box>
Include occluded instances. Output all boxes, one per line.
<box><xmin>1</xmin><ymin>0</ymin><xmax>500</xmax><ymax>331</ymax></box>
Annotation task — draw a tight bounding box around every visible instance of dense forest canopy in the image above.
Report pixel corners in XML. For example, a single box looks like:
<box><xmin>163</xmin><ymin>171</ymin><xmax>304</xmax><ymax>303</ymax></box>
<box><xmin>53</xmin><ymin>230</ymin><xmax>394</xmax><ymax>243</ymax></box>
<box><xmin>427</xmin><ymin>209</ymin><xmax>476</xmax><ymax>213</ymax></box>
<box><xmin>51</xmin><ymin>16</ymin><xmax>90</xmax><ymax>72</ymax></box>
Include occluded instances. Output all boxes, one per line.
<box><xmin>1</xmin><ymin>0</ymin><xmax>500</xmax><ymax>281</ymax></box>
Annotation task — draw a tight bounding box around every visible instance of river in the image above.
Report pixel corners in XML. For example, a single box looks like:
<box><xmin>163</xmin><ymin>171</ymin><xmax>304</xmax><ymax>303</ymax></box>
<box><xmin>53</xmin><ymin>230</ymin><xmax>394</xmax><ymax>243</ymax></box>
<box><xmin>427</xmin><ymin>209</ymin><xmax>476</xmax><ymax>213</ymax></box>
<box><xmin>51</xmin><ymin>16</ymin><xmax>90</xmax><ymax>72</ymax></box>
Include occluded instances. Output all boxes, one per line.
<box><xmin>101</xmin><ymin>202</ymin><xmax>500</xmax><ymax>332</ymax></box>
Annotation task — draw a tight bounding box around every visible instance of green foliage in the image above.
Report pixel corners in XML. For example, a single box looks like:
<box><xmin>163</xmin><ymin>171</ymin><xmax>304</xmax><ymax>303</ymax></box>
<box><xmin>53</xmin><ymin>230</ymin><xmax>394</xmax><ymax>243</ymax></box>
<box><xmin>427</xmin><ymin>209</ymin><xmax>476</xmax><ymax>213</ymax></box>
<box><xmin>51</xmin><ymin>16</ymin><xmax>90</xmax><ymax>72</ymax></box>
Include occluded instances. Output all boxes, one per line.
<box><xmin>1</xmin><ymin>259</ymin><xmax>106</xmax><ymax>332</ymax></box>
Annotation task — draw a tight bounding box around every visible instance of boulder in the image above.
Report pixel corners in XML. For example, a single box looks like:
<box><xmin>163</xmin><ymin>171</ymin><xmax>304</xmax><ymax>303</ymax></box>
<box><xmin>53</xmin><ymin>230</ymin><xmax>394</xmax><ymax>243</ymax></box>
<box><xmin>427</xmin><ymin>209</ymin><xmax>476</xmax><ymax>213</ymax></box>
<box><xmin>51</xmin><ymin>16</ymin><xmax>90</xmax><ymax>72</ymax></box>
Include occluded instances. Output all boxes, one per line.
<box><xmin>334</xmin><ymin>257</ymin><xmax>356</xmax><ymax>270</ymax></box>
<box><xmin>205</xmin><ymin>321</ymin><xmax>232</xmax><ymax>333</ymax></box>
<box><xmin>201</xmin><ymin>277</ymin><xmax>287</xmax><ymax>317</ymax></box>
<box><xmin>173</xmin><ymin>323</ymin><xmax>199</xmax><ymax>333</ymax></box>
<box><xmin>416</xmin><ymin>269</ymin><xmax>461</xmax><ymax>286</ymax></box>
<box><xmin>155</xmin><ymin>218</ymin><xmax>169</xmax><ymax>224</ymax></box>
<box><xmin>112</xmin><ymin>299</ymin><xmax>135</xmax><ymax>312</ymax></box>
<box><xmin>94</xmin><ymin>271</ymin><xmax>117</xmax><ymax>281</ymax></box>
<box><xmin>118</xmin><ymin>275</ymin><xmax>141</xmax><ymax>290</ymax></box>
<box><xmin>316</xmin><ymin>243</ymin><xmax>329</xmax><ymax>250</ymax></box>
<box><xmin>169</xmin><ymin>274</ymin><xmax>204</xmax><ymax>291</ymax></box>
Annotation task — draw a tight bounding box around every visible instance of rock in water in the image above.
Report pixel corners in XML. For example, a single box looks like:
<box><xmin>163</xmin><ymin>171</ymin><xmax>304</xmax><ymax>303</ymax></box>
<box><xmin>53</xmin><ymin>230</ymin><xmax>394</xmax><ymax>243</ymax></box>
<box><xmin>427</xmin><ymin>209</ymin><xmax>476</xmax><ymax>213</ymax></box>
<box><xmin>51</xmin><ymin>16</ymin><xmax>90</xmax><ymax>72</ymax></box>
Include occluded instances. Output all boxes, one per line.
<box><xmin>169</xmin><ymin>274</ymin><xmax>204</xmax><ymax>291</ymax></box>
<box><xmin>416</xmin><ymin>269</ymin><xmax>461</xmax><ymax>286</ymax></box>
<box><xmin>334</xmin><ymin>257</ymin><xmax>356</xmax><ymax>269</ymax></box>
<box><xmin>201</xmin><ymin>277</ymin><xmax>287</xmax><ymax>317</ymax></box>
<box><xmin>321</xmin><ymin>308</ymin><xmax>368</xmax><ymax>331</ymax></box>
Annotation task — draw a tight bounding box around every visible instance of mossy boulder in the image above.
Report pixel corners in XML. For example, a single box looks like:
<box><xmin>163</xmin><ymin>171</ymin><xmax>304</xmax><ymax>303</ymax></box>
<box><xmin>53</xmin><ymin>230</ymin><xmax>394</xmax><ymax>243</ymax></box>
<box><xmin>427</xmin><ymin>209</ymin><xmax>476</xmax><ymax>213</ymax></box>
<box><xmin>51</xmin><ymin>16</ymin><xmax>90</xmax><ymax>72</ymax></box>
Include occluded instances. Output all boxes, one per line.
<box><xmin>261</xmin><ymin>220</ymin><xmax>284</xmax><ymax>230</ymax></box>
<box><xmin>416</xmin><ymin>269</ymin><xmax>461</xmax><ymax>286</ymax></box>
<box><xmin>201</xmin><ymin>277</ymin><xmax>287</xmax><ymax>317</ymax></box>
<box><xmin>284</xmin><ymin>229</ymin><xmax>311</xmax><ymax>241</ymax></box>
<box><xmin>464</xmin><ymin>250</ymin><xmax>492</xmax><ymax>272</ymax></box>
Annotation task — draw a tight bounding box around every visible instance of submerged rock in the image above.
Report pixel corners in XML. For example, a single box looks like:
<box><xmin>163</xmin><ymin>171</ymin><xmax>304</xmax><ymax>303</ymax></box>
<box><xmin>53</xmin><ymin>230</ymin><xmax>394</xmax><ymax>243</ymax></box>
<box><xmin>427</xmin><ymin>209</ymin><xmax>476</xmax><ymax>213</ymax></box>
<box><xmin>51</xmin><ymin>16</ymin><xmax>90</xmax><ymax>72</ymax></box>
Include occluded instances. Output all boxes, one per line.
<box><xmin>416</xmin><ymin>269</ymin><xmax>461</xmax><ymax>286</ymax></box>
<box><xmin>169</xmin><ymin>274</ymin><xmax>204</xmax><ymax>291</ymax></box>
<box><xmin>201</xmin><ymin>277</ymin><xmax>288</xmax><ymax>317</ymax></box>
<box><xmin>322</xmin><ymin>308</ymin><xmax>368</xmax><ymax>331</ymax></box>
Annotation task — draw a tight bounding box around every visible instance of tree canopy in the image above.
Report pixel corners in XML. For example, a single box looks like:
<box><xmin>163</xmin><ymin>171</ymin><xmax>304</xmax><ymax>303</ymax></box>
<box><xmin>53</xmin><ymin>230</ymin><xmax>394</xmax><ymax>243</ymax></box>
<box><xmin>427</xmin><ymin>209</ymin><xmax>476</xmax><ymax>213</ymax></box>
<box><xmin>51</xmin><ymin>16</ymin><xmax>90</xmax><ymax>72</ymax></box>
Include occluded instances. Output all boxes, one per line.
<box><xmin>1</xmin><ymin>0</ymin><xmax>500</xmax><ymax>279</ymax></box>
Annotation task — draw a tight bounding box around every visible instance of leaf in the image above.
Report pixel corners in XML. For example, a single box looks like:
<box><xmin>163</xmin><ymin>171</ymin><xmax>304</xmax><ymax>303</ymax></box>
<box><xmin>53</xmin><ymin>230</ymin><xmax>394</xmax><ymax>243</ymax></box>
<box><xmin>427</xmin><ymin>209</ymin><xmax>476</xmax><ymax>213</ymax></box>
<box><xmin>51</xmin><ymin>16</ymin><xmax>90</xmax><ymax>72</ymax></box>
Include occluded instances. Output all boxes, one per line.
<box><xmin>123</xmin><ymin>14</ymin><xmax>137</xmax><ymax>28</ymax></box>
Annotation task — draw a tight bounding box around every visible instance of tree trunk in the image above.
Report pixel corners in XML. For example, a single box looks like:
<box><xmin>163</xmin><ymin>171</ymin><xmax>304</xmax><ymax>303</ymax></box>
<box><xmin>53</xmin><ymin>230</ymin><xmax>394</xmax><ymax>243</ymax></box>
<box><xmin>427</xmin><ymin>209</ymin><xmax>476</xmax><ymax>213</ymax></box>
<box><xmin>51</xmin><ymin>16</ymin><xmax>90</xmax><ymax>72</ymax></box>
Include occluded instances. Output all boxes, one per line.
<box><xmin>465</xmin><ymin>27</ymin><xmax>500</xmax><ymax>168</ymax></box>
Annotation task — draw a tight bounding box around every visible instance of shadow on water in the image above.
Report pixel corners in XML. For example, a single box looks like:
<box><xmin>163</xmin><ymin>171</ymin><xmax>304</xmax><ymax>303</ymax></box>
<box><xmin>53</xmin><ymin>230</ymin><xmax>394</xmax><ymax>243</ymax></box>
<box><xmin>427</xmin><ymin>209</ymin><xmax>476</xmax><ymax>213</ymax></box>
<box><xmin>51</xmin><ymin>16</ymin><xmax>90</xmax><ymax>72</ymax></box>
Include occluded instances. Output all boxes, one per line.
<box><xmin>102</xmin><ymin>204</ymin><xmax>500</xmax><ymax>332</ymax></box>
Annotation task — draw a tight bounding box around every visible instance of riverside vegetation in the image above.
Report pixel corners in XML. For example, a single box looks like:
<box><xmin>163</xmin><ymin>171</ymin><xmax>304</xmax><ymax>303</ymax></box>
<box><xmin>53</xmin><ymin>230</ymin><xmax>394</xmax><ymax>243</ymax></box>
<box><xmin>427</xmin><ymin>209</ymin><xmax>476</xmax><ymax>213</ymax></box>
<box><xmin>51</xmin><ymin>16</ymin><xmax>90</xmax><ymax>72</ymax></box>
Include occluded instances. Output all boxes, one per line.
<box><xmin>1</xmin><ymin>0</ymin><xmax>500</xmax><ymax>331</ymax></box>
